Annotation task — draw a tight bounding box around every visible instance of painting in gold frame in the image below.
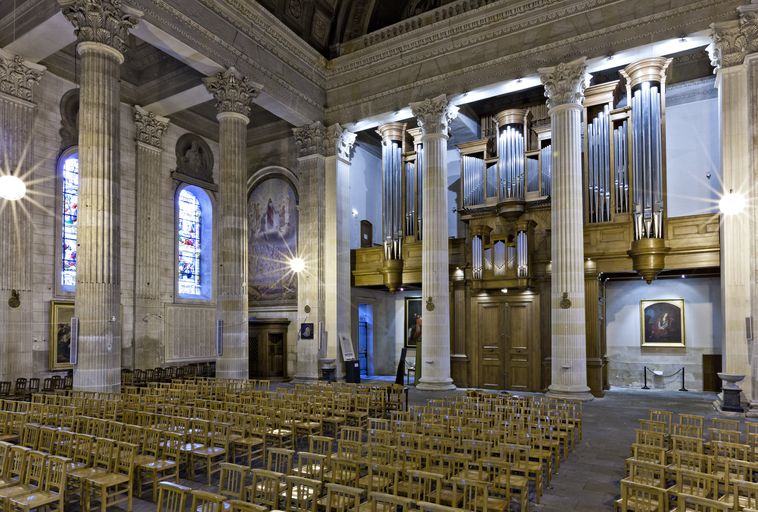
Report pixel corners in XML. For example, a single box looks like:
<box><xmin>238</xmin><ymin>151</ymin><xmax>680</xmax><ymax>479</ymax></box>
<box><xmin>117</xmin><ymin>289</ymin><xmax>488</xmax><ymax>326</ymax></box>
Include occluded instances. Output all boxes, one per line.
<box><xmin>50</xmin><ymin>300</ymin><xmax>75</xmax><ymax>370</ymax></box>
<box><xmin>640</xmin><ymin>299</ymin><xmax>685</xmax><ymax>347</ymax></box>
<box><xmin>404</xmin><ymin>297</ymin><xmax>422</xmax><ymax>348</ymax></box>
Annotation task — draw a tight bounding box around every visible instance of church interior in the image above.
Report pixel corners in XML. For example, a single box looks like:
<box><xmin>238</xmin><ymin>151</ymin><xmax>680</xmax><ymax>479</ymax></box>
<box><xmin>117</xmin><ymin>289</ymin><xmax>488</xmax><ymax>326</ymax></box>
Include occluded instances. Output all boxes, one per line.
<box><xmin>0</xmin><ymin>0</ymin><xmax>757</xmax><ymax>510</ymax></box>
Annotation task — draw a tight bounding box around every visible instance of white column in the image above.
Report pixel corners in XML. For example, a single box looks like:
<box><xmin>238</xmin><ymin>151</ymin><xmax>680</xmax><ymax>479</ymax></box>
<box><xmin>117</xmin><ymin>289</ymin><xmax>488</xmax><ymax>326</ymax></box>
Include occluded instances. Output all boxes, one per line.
<box><xmin>132</xmin><ymin>106</ymin><xmax>169</xmax><ymax>369</ymax></box>
<box><xmin>709</xmin><ymin>17</ymin><xmax>754</xmax><ymax>403</ymax></box>
<box><xmin>410</xmin><ymin>95</ymin><xmax>458</xmax><ymax>391</ymax></box>
<box><xmin>0</xmin><ymin>50</ymin><xmax>44</xmax><ymax>381</ymax></box>
<box><xmin>204</xmin><ymin>67</ymin><xmax>262</xmax><ymax>380</ymax></box>
<box><xmin>61</xmin><ymin>0</ymin><xmax>139</xmax><ymax>392</ymax></box>
<box><xmin>539</xmin><ymin>57</ymin><xmax>594</xmax><ymax>401</ymax></box>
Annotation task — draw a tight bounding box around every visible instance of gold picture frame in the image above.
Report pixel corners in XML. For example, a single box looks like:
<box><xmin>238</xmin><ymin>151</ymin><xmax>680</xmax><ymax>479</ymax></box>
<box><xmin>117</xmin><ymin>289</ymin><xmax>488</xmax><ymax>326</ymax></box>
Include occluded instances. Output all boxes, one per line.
<box><xmin>640</xmin><ymin>299</ymin><xmax>685</xmax><ymax>347</ymax></box>
<box><xmin>404</xmin><ymin>297</ymin><xmax>422</xmax><ymax>348</ymax></box>
<box><xmin>49</xmin><ymin>300</ymin><xmax>75</xmax><ymax>370</ymax></box>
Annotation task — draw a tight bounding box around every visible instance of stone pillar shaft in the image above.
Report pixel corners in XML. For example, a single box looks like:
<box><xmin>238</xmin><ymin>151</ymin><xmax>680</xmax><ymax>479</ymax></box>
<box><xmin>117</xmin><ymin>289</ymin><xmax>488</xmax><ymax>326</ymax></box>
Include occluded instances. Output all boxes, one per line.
<box><xmin>410</xmin><ymin>95</ymin><xmax>457</xmax><ymax>391</ymax></box>
<box><xmin>73</xmin><ymin>42</ymin><xmax>124</xmax><ymax>392</ymax></box>
<box><xmin>0</xmin><ymin>50</ymin><xmax>44</xmax><ymax>381</ymax></box>
<box><xmin>204</xmin><ymin>67</ymin><xmax>260</xmax><ymax>380</ymax></box>
<box><xmin>133</xmin><ymin>107</ymin><xmax>168</xmax><ymax>369</ymax></box>
<box><xmin>539</xmin><ymin>58</ymin><xmax>593</xmax><ymax>400</ymax></box>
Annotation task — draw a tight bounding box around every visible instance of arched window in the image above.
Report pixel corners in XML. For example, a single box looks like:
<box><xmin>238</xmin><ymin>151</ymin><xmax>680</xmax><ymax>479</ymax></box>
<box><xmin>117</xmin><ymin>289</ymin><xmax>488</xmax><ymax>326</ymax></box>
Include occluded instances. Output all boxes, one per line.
<box><xmin>176</xmin><ymin>185</ymin><xmax>213</xmax><ymax>300</ymax></box>
<box><xmin>60</xmin><ymin>150</ymin><xmax>79</xmax><ymax>292</ymax></box>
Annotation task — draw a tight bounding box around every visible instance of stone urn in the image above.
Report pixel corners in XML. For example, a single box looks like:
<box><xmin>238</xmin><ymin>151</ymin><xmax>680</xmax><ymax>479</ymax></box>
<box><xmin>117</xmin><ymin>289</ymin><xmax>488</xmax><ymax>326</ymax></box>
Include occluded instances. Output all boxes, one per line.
<box><xmin>717</xmin><ymin>373</ymin><xmax>745</xmax><ymax>412</ymax></box>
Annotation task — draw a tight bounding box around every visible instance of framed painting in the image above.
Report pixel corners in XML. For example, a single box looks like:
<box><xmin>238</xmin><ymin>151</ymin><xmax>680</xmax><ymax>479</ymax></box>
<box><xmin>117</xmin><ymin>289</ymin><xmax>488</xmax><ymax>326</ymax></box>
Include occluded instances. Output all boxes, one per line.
<box><xmin>640</xmin><ymin>299</ymin><xmax>685</xmax><ymax>347</ymax></box>
<box><xmin>405</xmin><ymin>297</ymin><xmax>422</xmax><ymax>348</ymax></box>
<box><xmin>50</xmin><ymin>300</ymin><xmax>75</xmax><ymax>370</ymax></box>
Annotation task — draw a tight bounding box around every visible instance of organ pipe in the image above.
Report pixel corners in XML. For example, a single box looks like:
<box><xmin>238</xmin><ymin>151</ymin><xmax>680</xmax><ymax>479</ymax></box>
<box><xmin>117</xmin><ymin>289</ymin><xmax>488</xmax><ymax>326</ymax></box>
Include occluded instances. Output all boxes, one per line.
<box><xmin>462</xmin><ymin>155</ymin><xmax>485</xmax><ymax>207</ymax></box>
<box><xmin>516</xmin><ymin>230</ymin><xmax>528</xmax><ymax>278</ymax></box>
<box><xmin>495</xmin><ymin>109</ymin><xmax>527</xmax><ymax>201</ymax></box>
<box><xmin>416</xmin><ymin>140</ymin><xmax>424</xmax><ymax>239</ymax></box>
<box><xmin>586</xmin><ymin>105</ymin><xmax>612</xmax><ymax>223</ymax></box>
<box><xmin>377</xmin><ymin>123</ymin><xmax>406</xmax><ymax>260</ymax></box>
<box><xmin>620</xmin><ymin>58</ymin><xmax>670</xmax><ymax>240</ymax></box>
<box><xmin>614</xmin><ymin>120</ymin><xmax>629</xmax><ymax>214</ymax></box>
<box><xmin>472</xmin><ymin>235</ymin><xmax>483</xmax><ymax>280</ymax></box>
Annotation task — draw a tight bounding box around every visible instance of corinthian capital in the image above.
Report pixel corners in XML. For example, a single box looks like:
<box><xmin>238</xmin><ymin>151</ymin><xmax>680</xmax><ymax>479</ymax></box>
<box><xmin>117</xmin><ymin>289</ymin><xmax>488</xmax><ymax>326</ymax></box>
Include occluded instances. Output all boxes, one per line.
<box><xmin>708</xmin><ymin>20</ymin><xmax>747</xmax><ymax>70</ymax></box>
<box><xmin>293</xmin><ymin>121</ymin><xmax>327</xmax><ymax>158</ymax></box>
<box><xmin>739</xmin><ymin>4</ymin><xmax>758</xmax><ymax>55</ymax></box>
<box><xmin>134</xmin><ymin>106</ymin><xmax>169</xmax><ymax>149</ymax></box>
<box><xmin>59</xmin><ymin>0</ymin><xmax>141</xmax><ymax>55</ymax></box>
<box><xmin>203</xmin><ymin>67</ymin><xmax>262</xmax><ymax>119</ymax></box>
<box><xmin>326</xmin><ymin>124</ymin><xmax>356</xmax><ymax>160</ymax></box>
<box><xmin>0</xmin><ymin>49</ymin><xmax>45</xmax><ymax>102</ymax></box>
<box><xmin>410</xmin><ymin>95</ymin><xmax>459</xmax><ymax>135</ymax></box>
<box><xmin>538</xmin><ymin>57</ymin><xmax>591</xmax><ymax>109</ymax></box>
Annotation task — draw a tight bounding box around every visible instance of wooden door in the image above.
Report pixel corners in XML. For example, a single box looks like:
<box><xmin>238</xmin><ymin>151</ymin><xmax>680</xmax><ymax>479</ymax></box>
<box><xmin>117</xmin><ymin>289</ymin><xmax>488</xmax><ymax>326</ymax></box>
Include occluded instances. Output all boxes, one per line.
<box><xmin>505</xmin><ymin>301</ymin><xmax>532</xmax><ymax>391</ymax></box>
<box><xmin>477</xmin><ymin>303</ymin><xmax>504</xmax><ymax>389</ymax></box>
<box><xmin>702</xmin><ymin>354</ymin><xmax>722</xmax><ymax>392</ymax></box>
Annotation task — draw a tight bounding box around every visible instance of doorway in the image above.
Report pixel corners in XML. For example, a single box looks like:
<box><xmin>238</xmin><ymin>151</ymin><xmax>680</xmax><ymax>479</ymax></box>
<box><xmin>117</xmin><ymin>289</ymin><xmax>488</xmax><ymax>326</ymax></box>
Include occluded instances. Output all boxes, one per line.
<box><xmin>358</xmin><ymin>304</ymin><xmax>374</xmax><ymax>377</ymax></box>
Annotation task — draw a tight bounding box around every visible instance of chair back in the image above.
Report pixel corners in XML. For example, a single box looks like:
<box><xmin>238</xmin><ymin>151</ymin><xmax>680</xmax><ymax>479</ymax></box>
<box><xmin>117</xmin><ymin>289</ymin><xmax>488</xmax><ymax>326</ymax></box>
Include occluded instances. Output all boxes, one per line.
<box><xmin>249</xmin><ymin>468</ymin><xmax>283</xmax><ymax>510</ymax></box>
<box><xmin>285</xmin><ymin>475</ymin><xmax>322</xmax><ymax>512</ymax></box>
<box><xmin>219</xmin><ymin>462</ymin><xmax>249</xmax><ymax>500</ymax></box>
<box><xmin>325</xmin><ymin>483</ymin><xmax>364</xmax><ymax>512</ymax></box>
<box><xmin>190</xmin><ymin>489</ymin><xmax>227</xmax><ymax>512</ymax></box>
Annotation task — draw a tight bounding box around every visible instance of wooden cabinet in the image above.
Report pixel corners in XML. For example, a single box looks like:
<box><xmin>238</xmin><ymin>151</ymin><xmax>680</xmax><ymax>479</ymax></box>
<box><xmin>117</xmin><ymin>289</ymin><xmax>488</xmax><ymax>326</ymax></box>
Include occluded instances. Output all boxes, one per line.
<box><xmin>249</xmin><ymin>318</ymin><xmax>290</xmax><ymax>380</ymax></box>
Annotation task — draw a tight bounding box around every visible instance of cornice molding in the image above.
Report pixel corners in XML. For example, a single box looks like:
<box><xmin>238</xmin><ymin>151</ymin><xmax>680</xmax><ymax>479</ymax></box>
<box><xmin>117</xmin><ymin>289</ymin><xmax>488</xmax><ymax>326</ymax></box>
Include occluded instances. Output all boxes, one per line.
<box><xmin>0</xmin><ymin>49</ymin><xmax>45</xmax><ymax>103</ymax></box>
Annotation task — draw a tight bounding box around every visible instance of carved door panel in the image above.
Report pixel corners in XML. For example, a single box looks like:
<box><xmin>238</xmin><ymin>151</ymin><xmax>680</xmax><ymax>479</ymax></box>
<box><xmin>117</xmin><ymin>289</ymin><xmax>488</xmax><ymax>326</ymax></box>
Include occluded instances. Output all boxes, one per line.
<box><xmin>477</xmin><ymin>303</ymin><xmax>504</xmax><ymax>389</ymax></box>
<box><xmin>505</xmin><ymin>301</ymin><xmax>532</xmax><ymax>391</ymax></box>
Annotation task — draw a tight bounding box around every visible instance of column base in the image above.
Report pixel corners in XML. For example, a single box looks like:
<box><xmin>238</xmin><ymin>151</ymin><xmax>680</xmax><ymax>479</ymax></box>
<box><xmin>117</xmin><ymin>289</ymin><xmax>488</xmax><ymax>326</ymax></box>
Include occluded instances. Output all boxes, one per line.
<box><xmin>547</xmin><ymin>384</ymin><xmax>594</xmax><ymax>401</ymax></box>
<box><xmin>416</xmin><ymin>377</ymin><xmax>456</xmax><ymax>391</ymax></box>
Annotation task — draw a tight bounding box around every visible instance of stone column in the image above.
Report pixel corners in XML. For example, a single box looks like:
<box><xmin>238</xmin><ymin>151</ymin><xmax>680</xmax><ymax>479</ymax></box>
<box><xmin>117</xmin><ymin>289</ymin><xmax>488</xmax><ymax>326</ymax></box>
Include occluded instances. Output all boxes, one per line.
<box><xmin>133</xmin><ymin>106</ymin><xmax>169</xmax><ymax>369</ymax></box>
<box><xmin>61</xmin><ymin>0</ymin><xmax>139</xmax><ymax>392</ymax></box>
<box><xmin>409</xmin><ymin>95</ymin><xmax>458</xmax><ymax>391</ymax></box>
<box><xmin>0</xmin><ymin>50</ymin><xmax>44</xmax><ymax>381</ymax></box>
<box><xmin>292</xmin><ymin>123</ymin><xmax>355</xmax><ymax>380</ymax></box>
<box><xmin>539</xmin><ymin>58</ymin><xmax>594</xmax><ymax>401</ymax></box>
<box><xmin>708</xmin><ymin>16</ymin><xmax>754</xmax><ymax>404</ymax></box>
<box><xmin>204</xmin><ymin>68</ymin><xmax>261</xmax><ymax>380</ymax></box>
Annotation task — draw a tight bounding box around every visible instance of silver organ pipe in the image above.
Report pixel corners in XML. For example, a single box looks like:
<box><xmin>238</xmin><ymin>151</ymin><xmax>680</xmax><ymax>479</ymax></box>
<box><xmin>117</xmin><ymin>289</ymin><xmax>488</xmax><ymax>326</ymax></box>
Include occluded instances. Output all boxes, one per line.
<box><xmin>416</xmin><ymin>142</ymin><xmax>424</xmax><ymax>239</ymax></box>
<box><xmin>540</xmin><ymin>144</ymin><xmax>552</xmax><ymax>196</ymax></box>
<box><xmin>614</xmin><ymin>120</ymin><xmax>629</xmax><ymax>213</ymax></box>
<box><xmin>622</xmin><ymin>57</ymin><xmax>669</xmax><ymax>241</ymax></box>
<box><xmin>586</xmin><ymin>105</ymin><xmax>612</xmax><ymax>223</ymax></box>
<box><xmin>472</xmin><ymin>235</ymin><xmax>483</xmax><ymax>280</ymax></box>
<box><xmin>495</xmin><ymin>109</ymin><xmax>526</xmax><ymax>201</ymax></box>
<box><xmin>493</xmin><ymin>240</ymin><xmax>506</xmax><ymax>277</ymax></box>
<box><xmin>516</xmin><ymin>230</ymin><xmax>528</xmax><ymax>278</ymax></box>
<box><xmin>378</xmin><ymin>123</ymin><xmax>405</xmax><ymax>260</ymax></box>
<box><xmin>405</xmin><ymin>161</ymin><xmax>415</xmax><ymax>238</ymax></box>
<box><xmin>462</xmin><ymin>155</ymin><xmax>485</xmax><ymax>207</ymax></box>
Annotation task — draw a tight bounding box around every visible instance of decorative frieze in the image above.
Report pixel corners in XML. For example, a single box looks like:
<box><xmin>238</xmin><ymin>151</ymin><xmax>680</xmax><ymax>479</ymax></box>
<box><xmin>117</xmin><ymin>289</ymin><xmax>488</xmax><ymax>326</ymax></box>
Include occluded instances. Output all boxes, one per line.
<box><xmin>293</xmin><ymin>122</ymin><xmax>355</xmax><ymax>160</ymax></box>
<box><xmin>59</xmin><ymin>0</ymin><xmax>140</xmax><ymax>54</ymax></box>
<box><xmin>134</xmin><ymin>106</ymin><xmax>169</xmax><ymax>149</ymax></box>
<box><xmin>409</xmin><ymin>95</ymin><xmax>459</xmax><ymax>135</ymax></box>
<box><xmin>203</xmin><ymin>67</ymin><xmax>262</xmax><ymax>118</ymax></box>
<box><xmin>538</xmin><ymin>57</ymin><xmax>591</xmax><ymax>109</ymax></box>
<box><xmin>0</xmin><ymin>50</ymin><xmax>44</xmax><ymax>102</ymax></box>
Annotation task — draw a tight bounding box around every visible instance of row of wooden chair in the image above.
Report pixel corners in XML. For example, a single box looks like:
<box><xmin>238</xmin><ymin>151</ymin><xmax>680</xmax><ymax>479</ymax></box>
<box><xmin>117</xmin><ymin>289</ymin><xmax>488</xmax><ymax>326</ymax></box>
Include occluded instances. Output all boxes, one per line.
<box><xmin>0</xmin><ymin>442</ymin><xmax>67</xmax><ymax>511</ymax></box>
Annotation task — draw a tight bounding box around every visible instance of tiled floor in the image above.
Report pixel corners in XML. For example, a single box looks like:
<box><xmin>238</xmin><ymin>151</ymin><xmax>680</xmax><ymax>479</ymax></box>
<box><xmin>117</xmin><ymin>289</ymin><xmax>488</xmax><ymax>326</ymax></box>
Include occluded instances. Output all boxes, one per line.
<box><xmin>120</xmin><ymin>385</ymin><xmax>723</xmax><ymax>511</ymax></box>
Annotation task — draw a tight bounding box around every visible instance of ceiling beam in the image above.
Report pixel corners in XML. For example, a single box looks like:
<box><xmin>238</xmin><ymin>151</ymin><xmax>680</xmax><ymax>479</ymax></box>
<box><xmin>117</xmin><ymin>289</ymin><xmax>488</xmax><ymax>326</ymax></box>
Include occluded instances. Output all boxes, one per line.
<box><xmin>142</xmin><ymin>84</ymin><xmax>212</xmax><ymax>117</ymax></box>
<box><xmin>3</xmin><ymin>11</ymin><xmax>74</xmax><ymax>63</ymax></box>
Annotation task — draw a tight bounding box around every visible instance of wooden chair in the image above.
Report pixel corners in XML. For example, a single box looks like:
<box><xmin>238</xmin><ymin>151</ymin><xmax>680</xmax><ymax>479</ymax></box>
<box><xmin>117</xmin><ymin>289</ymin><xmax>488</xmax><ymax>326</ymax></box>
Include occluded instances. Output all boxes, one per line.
<box><xmin>415</xmin><ymin>501</ymin><xmax>465</xmax><ymax>512</ymax></box>
<box><xmin>406</xmin><ymin>470</ymin><xmax>443</xmax><ymax>504</ymax></box>
<box><xmin>676</xmin><ymin>492</ymin><xmax>731</xmax><ymax>512</ymax></box>
<box><xmin>218</xmin><ymin>462</ymin><xmax>249</xmax><ymax>500</ymax></box>
<box><xmin>191</xmin><ymin>421</ymin><xmax>229</xmax><ymax>484</ymax></box>
<box><xmin>450</xmin><ymin>477</ymin><xmax>508</xmax><ymax>512</ymax></box>
<box><xmin>83</xmin><ymin>440</ymin><xmax>137</xmax><ymax>512</ymax></box>
<box><xmin>0</xmin><ymin>450</ymin><xmax>47</xmax><ymax>504</ymax></box>
<box><xmin>0</xmin><ymin>445</ymin><xmax>30</xmax><ymax>489</ymax></box>
<box><xmin>719</xmin><ymin>478</ymin><xmax>758</xmax><ymax>511</ymax></box>
<box><xmin>292</xmin><ymin>452</ymin><xmax>327</xmax><ymax>481</ymax></box>
<box><xmin>668</xmin><ymin>469</ymin><xmax>720</xmax><ymax>501</ymax></box>
<box><xmin>227</xmin><ymin>500</ymin><xmax>267</xmax><ymax>512</ymax></box>
<box><xmin>327</xmin><ymin>457</ymin><xmax>361</xmax><ymax>488</ymax></box>
<box><xmin>248</xmin><ymin>468</ymin><xmax>284</xmax><ymax>510</ymax></box>
<box><xmin>324</xmin><ymin>483</ymin><xmax>364</xmax><ymax>512</ymax></box>
<box><xmin>155</xmin><ymin>482</ymin><xmax>190</xmax><ymax>512</ymax></box>
<box><xmin>230</xmin><ymin>414</ymin><xmax>265</xmax><ymax>466</ymax></box>
<box><xmin>614</xmin><ymin>480</ymin><xmax>667</xmax><ymax>512</ymax></box>
<box><xmin>190</xmin><ymin>489</ymin><xmax>228</xmax><ymax>512</ymax></box>
<box><xmin>479</xmin><ymin>457</ymin><xmax>527</xmax><ymax>512</ymax></box>
<box><xmin>8</xmin><ymin>455</ymin><xmax>67</xmax><ymax>512</ymax></box>
<box><xmin>267</xmin><ymin>447</ymin><xmax>295</xmax><ymax>475</ymax></box>
<box><xmin>285</xmin><ymin>475</ymin><xmax>322</xmax><ymax>512</ymax></box>
<box><xmin>359</xmin><ymin>463</ymin><xmax>399</xmax><ymax>495</ymax></box>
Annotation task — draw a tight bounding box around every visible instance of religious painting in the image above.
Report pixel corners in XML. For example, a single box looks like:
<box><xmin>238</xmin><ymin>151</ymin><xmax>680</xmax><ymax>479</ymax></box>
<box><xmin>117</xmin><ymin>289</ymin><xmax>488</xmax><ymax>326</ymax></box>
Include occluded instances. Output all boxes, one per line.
<box><xmin>49</xmin><ymin>300</ymin><xmax>75</xmax><ymax>370</ymax></box>
<box><xmin>405</xmin><ymin>297</ymin><xmax>422</xmax><ymax>348</ymax></box>
<box><xmin>248</xmin><ymin>177</ymin><xmax>298</xmax><ymax>305</ymax></box>
<box><xmin>640</xmin><ymin>299</ymin><xmax>685</xmax><ymax>347</ymax></box>
<box><xmin>300</xmin><ymin>323</ymin><xmax>314</xmax><ymax>339</ymax></box>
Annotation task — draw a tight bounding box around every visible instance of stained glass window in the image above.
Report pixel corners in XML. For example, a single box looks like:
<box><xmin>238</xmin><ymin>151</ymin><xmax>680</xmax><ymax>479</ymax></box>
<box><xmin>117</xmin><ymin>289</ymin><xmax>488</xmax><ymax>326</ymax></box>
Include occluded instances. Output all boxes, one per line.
<box><xmin>177</xmin><ymin>188</ymin><xmax>202</xmax><ymax>296</ymax></box>
<box><xmin>61</xmin><ymin>153</ymin><xmax>79</xmax><ymax>289</ymax></box>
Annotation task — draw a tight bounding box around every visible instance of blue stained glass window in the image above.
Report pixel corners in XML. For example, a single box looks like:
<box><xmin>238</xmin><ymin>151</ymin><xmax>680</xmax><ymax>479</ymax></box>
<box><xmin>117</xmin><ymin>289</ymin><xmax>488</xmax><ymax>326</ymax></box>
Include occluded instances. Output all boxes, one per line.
<box><xmin>61</xmin><ymin>153</ymin><xmax>79</xmax><ymax>289</ymax></box>
<box><xmin>177</xmin><ymin>189</ymin><xmax>202</xmax><ymax>296</ymax></box>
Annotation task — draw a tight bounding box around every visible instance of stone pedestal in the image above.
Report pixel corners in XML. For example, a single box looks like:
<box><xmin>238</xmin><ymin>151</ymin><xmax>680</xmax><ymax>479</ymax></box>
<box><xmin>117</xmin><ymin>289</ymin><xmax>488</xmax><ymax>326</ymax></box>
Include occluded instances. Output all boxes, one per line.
<box><xmin>717</xmin><ymin>373</ymin><xmax>745</xmax><ymax>412</ymax></box>
<box><xmin>539</xmin><ymin>58</ymin><xmax>594</xmax><ymax>401</ymax></box>
<box><xmin>409</xmin><ymin>95</ymin><xmax>458</xmax><ymax>391</ymax></box>
<box><xmin>204</xmin><ymin>68</ymin><xmax>261</xmax><ymax>380</ymax></box>
<box><xmin>133</xmin><ymin>106</ymin><xmax>169</xmax><ymax>369</ymax></box>
<box><xmin>0</xmin><ymin>50</ymin><xmax>44</xmax><ymax>382</ymax></box>
<box><xmin>61</xmin><ymin>0</ymin><xmax>139</xmax><ymax>392</ymax></box>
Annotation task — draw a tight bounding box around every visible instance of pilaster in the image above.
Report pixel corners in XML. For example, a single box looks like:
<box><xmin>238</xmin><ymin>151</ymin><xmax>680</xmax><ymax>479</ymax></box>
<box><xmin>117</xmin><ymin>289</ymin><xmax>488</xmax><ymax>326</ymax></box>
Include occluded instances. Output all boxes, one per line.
<box><xmin>0</xmin><ymin>50</ymin><xmax>44</xmax><ymax>381</ymax></box>
<box><xmin>204</xmin><ymin>67</ymin><xmax>261</xmax><ymax>380</ymax></box>
<box><xmin>132</xmin><ymin>106</ymin><xmax>169</xmax><ymax>369</ymax></box>
<box><xmin>539</xmin><ymin>57</ymin><xmax>594</xmax><ymax>401</ymax></box>
<box><xmin>409</xmin><ymin>94</ymin><xmax>458</xmax><ymax>391</ymax></box>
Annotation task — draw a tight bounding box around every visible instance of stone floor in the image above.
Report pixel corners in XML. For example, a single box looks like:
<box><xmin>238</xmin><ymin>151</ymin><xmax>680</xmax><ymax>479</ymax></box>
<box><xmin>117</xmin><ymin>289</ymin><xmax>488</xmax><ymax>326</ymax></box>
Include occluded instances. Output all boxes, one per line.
<box><xmin>121</xmin><ymin>385</ymin><xmax>724</xmax><ymax>511</ymax></box>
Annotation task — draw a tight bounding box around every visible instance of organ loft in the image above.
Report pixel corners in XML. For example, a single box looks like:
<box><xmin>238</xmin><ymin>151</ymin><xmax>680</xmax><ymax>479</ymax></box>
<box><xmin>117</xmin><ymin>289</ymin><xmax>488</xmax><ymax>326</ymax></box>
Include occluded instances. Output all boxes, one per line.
<box><xmin>0</xmin><ymin>0</ymin><xmax>757</xmax><ymax>509</ymax></box>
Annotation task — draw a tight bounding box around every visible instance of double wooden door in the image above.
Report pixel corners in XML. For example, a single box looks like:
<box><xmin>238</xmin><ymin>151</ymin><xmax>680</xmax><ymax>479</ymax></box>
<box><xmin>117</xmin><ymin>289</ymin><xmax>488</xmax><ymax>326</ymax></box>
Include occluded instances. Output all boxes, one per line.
<box><xmin>473</xmin><ymin>295</ymin><xmax>539</xmax><ymax>391</ymax></box>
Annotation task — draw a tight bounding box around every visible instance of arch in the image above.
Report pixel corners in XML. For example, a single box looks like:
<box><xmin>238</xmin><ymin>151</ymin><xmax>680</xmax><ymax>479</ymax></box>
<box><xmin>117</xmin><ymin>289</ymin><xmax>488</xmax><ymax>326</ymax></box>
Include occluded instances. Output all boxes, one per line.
<box><xmin>247</xmin><ymin>165</ymin><xmax>299</xmax><ymax>201</ymax></box>
<box><xmin>175</xmin><ymin>184</ymin><xmax>214</xmax><ymax>300</ymax></box>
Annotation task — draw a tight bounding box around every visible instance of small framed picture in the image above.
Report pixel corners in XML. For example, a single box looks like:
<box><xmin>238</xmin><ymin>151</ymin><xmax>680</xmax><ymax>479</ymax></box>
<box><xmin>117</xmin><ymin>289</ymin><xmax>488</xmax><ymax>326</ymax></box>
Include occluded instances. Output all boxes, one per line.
<box><xmin>405</xmin><ymin>297</ymin><xmax>422</xmax><ymax>348</ymax></box>
<box><xmin>50</xmin><ymin>300</ymin><xmax>75</xmax><ymax>370</ymax></box>
<box><xmin>300</xmin><ymin>322</ymin><xmax>314</xmax><ymax>339</ymax></box>
<box><xmin>640</xmin><ymin>299</ymin><xmax>685</xmax><ymax>347</ymax></box>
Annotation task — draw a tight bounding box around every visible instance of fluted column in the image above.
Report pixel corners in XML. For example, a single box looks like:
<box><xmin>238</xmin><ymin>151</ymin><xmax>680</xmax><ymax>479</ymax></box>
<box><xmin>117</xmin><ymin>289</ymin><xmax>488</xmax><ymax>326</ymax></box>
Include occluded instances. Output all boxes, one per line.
<box><xmin>409</xmin><ymin>95</ymin><xmax>457</xmax><ymax>391</ymax></box>
<box><xmin>205</xmin><ymin>67</ymin><xmax>261</xmax><ymax>379</ymax></box>
<box><xmin>0</xmin><ymin>50</ymin><xmax>44</xmax><ymax>381</ymax></box>
<box><xmin>61</xmin><ymin>0</ymin><xmax>139</xmax><ymax>392</ymax></box>
<box><xmin>539</xmin><ymin>58</ymin><xmax>594</xmax><ymax>401</ymax></box>
<box><xmin>708</xmin><ymin>16</ymin><xmax>754</xmax><ymax>404</ymax></box>
<box><xmin>292</xmin><ymin>123</ymin><xmax>355</xmax><ymax>380</ymax></box>
<box><xmin>133</xmin><ymin>106</ymin><xmax>169</xmax><ymax>369</ymax></box>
